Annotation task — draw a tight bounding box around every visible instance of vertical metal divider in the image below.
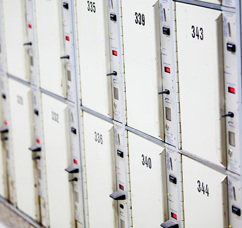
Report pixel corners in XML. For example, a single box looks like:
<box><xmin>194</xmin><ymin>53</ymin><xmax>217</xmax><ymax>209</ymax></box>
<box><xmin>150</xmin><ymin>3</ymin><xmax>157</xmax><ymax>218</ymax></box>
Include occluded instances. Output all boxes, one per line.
<box><xmin>0</xmin><ymin>0</ymin><xmax>17</xmax><ymax>207</ymax></box>
<box><xmin>71</xmin><ymin>0</ymin><xmax>88</xmax><ymax>227</ymax></box>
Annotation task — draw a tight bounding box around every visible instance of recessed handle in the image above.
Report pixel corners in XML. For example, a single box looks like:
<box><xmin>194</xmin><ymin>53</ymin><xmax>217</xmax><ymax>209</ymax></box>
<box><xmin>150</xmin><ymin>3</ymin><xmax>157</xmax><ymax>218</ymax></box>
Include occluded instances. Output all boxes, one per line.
<box><xmin>1</xmin><ymin>137</ymin><xmax>8</xmax><ymax>141</ymax></box>
<box><xmin>106</xmin><ymin>71</ymin><xmax>117</xmax><ymax>76</ymax></box>
<box><xmin>23</xmin><ymin>42</ymin><xmax>32</xmax><ymax>46</ymax></box>
<box><xmin>60</xmin><ymin>55</ymin><xmax>70</xmax><ymax>59</ymax></box>
<box><xmin>160</xmin><ymin>220</ymin><xmax>179</xmax><ymax>228</ymax></box>
<box><xmin>109</xmin><ymin>191</ymin><xmax>126</xmax><ymax>200</ymax></box>
<box><xmin>69</xmin><ymin>178</ymin><xmax>78</xmax><ymax>182</ymax></box>
<box><xmin>221</xmin><ymin>112</ymin><xmax>234</xmax><ymax>118</ymax></box>
<box><xmin>158</xmin><ymin>89</ymin><xmax>170</xmax><ymax>95</ymax></box>
<box><xmin>0</xmin><ymin>127</ymin><xmax>8</xmax><ymax>133</ymax></box>
<box><xmin>32</xmin><ymin>156</ymin><xmax>40</xmax><ymax>160</ymax></box>
<box><xmin>29</xmin><ymin>145</ymin><xmax>41</xmax><ymax>152</ymax></box>
<box><xmin>65</xmin><ymin>165</ymin><xmax>79</xmax><ymax>173</ymax></box>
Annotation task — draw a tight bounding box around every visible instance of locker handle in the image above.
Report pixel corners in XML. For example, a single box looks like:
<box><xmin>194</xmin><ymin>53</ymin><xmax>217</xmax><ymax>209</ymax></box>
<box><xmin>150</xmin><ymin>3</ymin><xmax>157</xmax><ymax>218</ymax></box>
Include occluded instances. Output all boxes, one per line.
<box><xmin>29</xmin><ymin>145</ymin><xmax>41</xmax><ymax>152</ymax></box>
<box><xmin>160</xmin><ymin>220</ymin><xmax>179</xmax><ymax>228</ymax></box>
<box><xmin>32</xmin><ymin>156</ymin><xmax>40</xmax><ymax>160</ymax></box>
<box><xmin>106</xmin><ymin>71</ymin><xmax>117</xmax><ymax>76</ymax></box>
<box><xmin>221</xmin><ymin>112</ymin><xmax>234</xmax><ymax>118</ymax></box>
<box><xmin>23</xmin><ymin>42</ymin><xmax>32</xmax><ymax>46</ymax></box>
<box><xmin>1</xmin><ymin>137</ymin><xmax>8</xmax><ymax>141</ymax></box>
<box><xmin>0</xmin><ymin>126</ymin><xmax>8</xmax><ymax>133</ymax></box>
<box><xmin>65</xmin><ymin>165</ymin><xmax>79</xmax><ymax>173</ymax></box>
<box><xmin>158</xmin><ymin>90</ymin><xmax>170</xmax><ymax>95</ymax></box>
<box><xmin>109</xmin><ymin>191</ymin><xmax>126</xmax><ymax>200</ymax></box>
<box><xmin>69</xmin><ymin>178</ymin><xmax>78</xmax><ymax>182</ymax></box>
<box><xmin>60</xmin><ymin>55</ymin><xmax>70</xmax><ymax>59</ymax></box>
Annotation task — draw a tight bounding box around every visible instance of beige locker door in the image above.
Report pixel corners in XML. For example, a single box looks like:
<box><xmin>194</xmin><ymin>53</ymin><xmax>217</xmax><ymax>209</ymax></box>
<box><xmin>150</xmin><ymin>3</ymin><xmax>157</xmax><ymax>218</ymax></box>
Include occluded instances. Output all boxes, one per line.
<box><xmin>2</xmin><ymin>0</ymin><xmax>28</xmax><ymax>81</ymax></box>
<box><xmin>8</xmin><ymin>79</ymin><xmax>36</xmax><ymax>219</ymax></box>
<box><xmin>41</xmin><ymin>94</ymin><xmax>74</xmax><ymax>228</ymax></box>
<box><xmin>182</xmin><ymin>156</ymin><xmax>228</xmax><ymax>228</ymax></box>
<box><xmin>122</xmin><ymin>0</ymin><xmax>163</xmax><ymax>139</ymax></box>
<box><xmin>128</xmin><ymin>132</ymin><xmax>167</xmax><ymax>227</ymax></box>
<box><xmin>176</xmin><ymin>3</ymin><xmax>225</xmax><ymax>167</ymax></box>
<box><xmin>83</xmin><ymin>112</ymin><xmax>117</xmax><ymax>227</ymax></box>
<box><xmin>35</xmin><ymin>0</ymin><xmax>66</xmax><ymax>97</ymax></box>
<box><xmin>76</xmin><ymin>0</ymin><xmax>112</xmax><ymax>117</ymax></box>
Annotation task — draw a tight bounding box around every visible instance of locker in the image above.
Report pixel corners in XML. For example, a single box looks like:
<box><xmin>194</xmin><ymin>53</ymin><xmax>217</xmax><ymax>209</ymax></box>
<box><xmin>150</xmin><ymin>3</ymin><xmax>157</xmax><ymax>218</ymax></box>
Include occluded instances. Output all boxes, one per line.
<box><xmin>122</xmin><ymin>0</ymin><xmax>164</xmax><ymax>139</ymax></box>
<box><xmin>82</xmin><ymin>112</ymin><xmax>117</xmax><ymax>227</ymax></box>
<box><xmin>128</xmin><ymin>132</ymin><xmax>167</xmax><ymax>227</ymax></box>
<box><xmin>2</xmin><ymin>0</ymin><xmax>29</xmax><ymax>81</ymax></box>
<box><xmin>182</xmin><ymin>156</ymin><xmax>228</xmax><ymax>228</ymax></box>
<box><xmin>8</xmin><ymin>79</ymin><xmax>37</xmax><ymax>219</ymax></box>
<box><xmin>176</xmin><ymin>3</ymin><xmax>226</xmax><ymax>166</ymax></box>
<box><xmin>77</xmin><ymin>0</ymin><xmax>113</xmax><ymax>117</ymax></box>
<box><xmin>35</xmin><ymin>0</ymin><xmax>66</xmax><ymax>97</ymax></box>
<box><xmin>41</xmin><ymin>93</ymin><xmax>74</xmax><ymax>228</ymax></box>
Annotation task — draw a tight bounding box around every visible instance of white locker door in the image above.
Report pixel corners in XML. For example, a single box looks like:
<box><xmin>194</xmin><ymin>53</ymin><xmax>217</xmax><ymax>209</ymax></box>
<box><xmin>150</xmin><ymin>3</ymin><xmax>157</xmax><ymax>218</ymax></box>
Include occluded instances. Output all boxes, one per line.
<box><xmin>128</xmin><ymin>132</ymin><xmax>167</xmax><ymax>227</ymax></box>
<box><xmin>176</xmin><ymin>3</ymin><xmax>225</xmax><ymax>166</ymax></box>
<box><xmin>41</xmin><ymin>93</ymin><xmax>74</xmax><ymax>228</ymax></box>
<box><xmin>77</xmin><ymin>0</ymin><xmax>112</xmax><ymax>117</ymax></box>
<box><xmin>35</xmin><ymin>0</ymin><xmax>66</xmax><ymax>98</ymax></box>
<box><xmin>183</xmin><ymin>156</ymin><xmax>228</xmax><ymax>228</ymax></box>
<box><xmin>8</xmin><ymin>79</ymin><xmax>36</xmax><ymax>219</ymax></box>
<box><xmin>2</xmin><ymin>0</ymin><xmax>28</xmax><ymax>81</ymax></box>
<box><xmin>83</xmin><ymin>112</ymin><xmax>117</xmax><ymax>227</ymax></box>
<box><xmin>122</xmin><ymin>0</ymin><xmax>163</xmax><ymax>139</ymax></box>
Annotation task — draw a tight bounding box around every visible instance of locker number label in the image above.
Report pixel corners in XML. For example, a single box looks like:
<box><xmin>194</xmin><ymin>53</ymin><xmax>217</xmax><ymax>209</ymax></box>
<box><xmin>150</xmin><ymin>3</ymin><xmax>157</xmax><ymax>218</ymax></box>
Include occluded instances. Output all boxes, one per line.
<box><xmin>135</xmin><ymin>12</ymin><xmax>145</xmax><ymax>26</ymax></box>
<box><xmin>141</xmin><ymin>154</ymin><xmax>152</xmax><ymax>169</ymax></box>
<box><xmin>87</xmin><ymin>1</ymin><xmax>96</xmax><ymax>13</ymax></box>
<box><xmin>197</xmin><ymin>180</ymin><xmax>209</xmax><ymax>196</ymax></box>
<box><xmin>17</xmin><ymin>95</ymin><xmax>23</xmax><ymax>105</ymax></box>
<box><xmin>51</xmin><ymin>111</ymin><xmax>59</xmax><ymax>123</ymax></box>
<box><xmin>94</xmin><ymin>132</ymin><xmax>103</xmax><ymax>144</ymax></box>
<box><xmin>191</xmin><ymin>25</ymin><xmax>204</xmax><ymax>40</ymax></box>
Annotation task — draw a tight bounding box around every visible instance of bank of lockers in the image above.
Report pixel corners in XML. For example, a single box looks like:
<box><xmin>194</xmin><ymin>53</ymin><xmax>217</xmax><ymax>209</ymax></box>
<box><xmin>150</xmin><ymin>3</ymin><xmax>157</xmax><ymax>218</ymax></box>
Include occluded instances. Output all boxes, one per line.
<box><xmin>0</xmin><ymin>0</ymin><xmax>242</xmax><ymax>228</ymax></box>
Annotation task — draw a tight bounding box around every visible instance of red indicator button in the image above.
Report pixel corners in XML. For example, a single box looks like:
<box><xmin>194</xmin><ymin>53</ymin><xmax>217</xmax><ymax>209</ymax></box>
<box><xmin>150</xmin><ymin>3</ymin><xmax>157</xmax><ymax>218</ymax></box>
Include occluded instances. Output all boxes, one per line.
<box><xmin>36</xmin><ymin>139</ymin><xmax>41</xmax><ymax>144</ymax></box>
<box><xmin>4</xmin><ymin>121</ymin><xmax>8</xmax><ymax>126</ymax></box>
<box><xmin>74</xmin><ymin>159</ymin><xmax>78</xmax><ymax>165</ymax></box>
<box><xmin>28</xmin><ymin>24</ymin><xmax>32</xmax><ymax>29</ymax></box>
<box><xmin>228</xmin><ymin>87</ymin><xmax>235</xmax><ymax>94</ymax></box>
<box><xmin>66</xmin><ymin>36</ymin><xmax>70</xmax><ymax>41</ymax></box>
<box><xmin>112</xmin><ymin>50</ymin><xmax>117</xmax><ymax>56</ymax></box>
<box><xmin>165</xmin><ymin>67</ymin><xmax>171</xmax><ymax>74</ymax></box>
<box><xmin>119</xmin><ymin>184</ymin><xmax>124</xmax><ymax>191</ymax></box>
<box><xmin>171</xmin><ymin>212</ymin><xmax>177</xmax><ymax>220</ymax></box>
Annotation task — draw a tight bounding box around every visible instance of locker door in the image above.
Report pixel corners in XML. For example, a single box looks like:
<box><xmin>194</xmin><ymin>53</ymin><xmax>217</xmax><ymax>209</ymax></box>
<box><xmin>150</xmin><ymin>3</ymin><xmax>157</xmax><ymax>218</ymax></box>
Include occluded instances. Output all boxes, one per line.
<box><xmin>182</xmin><ymin>156</ymin><xmax>228</xmax><ymax>228</ymax></box>
<box><xmin>77</xmin><ymin>0</ymin><xmax>112</xmax><ymax>117</ymax></box>
<box><xmin>128</xmin><ymin>132</ymin><xmax>167</xmax><ymax>227</ymax></box>
<box><xmin>176</xmin><ymin>3</ymin><xmax>225</xmax><ymax>166</ymax></box>
<box><xmin>8</xmin><ymin>79</ymin><xmax>37</xmax><ymax>219</ymax></box>
<box><xmin>41</xmin><ymin>93</ymin><xmax>74</xmax><ymax>228</ymax></box>
<box><xmin>83</xmin><ymin>112</ymin><xmax>117</xmax><ymax>227</ymax></box>
<box><xmin>35</xmin><ymin>0</ymin><xmax>66</xmax><ymax>98</ymax></box>
<box><xmin>2</xmin><ymin>0</ymin><xmax>29</xmax><ymax>81</ymax></box>
<box><xmin>122</xmin><ymin>0</ymin><xmax>163</xmax><ymax>139</ymax></box>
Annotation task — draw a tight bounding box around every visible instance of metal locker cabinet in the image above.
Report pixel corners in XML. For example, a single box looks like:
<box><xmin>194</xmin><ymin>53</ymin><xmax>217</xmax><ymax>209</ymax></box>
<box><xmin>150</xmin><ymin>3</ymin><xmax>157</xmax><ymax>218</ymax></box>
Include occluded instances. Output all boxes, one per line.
<box><xmin>2</xmin><ymin>0</ymin><xmax>29</xmax><ymax>81</ymax></box>
<box><xmin>176</xmin><ymin>3</ymin><xmax>226</xmax><ymax>167</ymax></box>
<box><xmin>35</xmin><ymin>0</ymin><xmax>66</xmax><ymax>98</ymax></box>
<box><xmin>41</xmin><ymin>93</ymin><xmax>74</xmax><ymax>228</ymax></box>
<box><xmin>76</xmin><ymin>0</ymin><xmax>112</xmax><ymax>118</ymax></box>
<box><xmin>182</xmin><ymin>156</ymin><xmax>228</xmax><ymax>228</ymax></box>
<box><xmin>128</xmin><ymin>132</ymin><xmax>167</xmax><ymax>227</ymax></box>
<box><xmin>82</xmin><ymin>112</ymin><xmax>117</xmax><ymax>227</ymax></box>
<box><xmin>8</xmin><ymin>79</ymin><xmax>37</xmax><ymax>219</ymax></box>
<box><xmin>122</xmin><ymin>0</ymin><xmax>163</xmax><ymax>139</ymax></box>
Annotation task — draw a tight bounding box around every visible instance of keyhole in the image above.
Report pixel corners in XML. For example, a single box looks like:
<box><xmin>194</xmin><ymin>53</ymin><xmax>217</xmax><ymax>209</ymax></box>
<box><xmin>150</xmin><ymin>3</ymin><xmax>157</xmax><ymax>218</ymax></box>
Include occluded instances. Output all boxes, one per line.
<box><xmin>170</xmin><ymin>157</ymin><xmax>173</xmax><ymax>170</ymax></box>
<box><xmin>233</xmin><ymin>186</ymin><xmax>236</xmax><ymax>201</ymax></box>
<box><xmin>163</xmin><ymin>8</ymin><xmax>166</xmax><ymax>22</ymax></box>
<box><xmin>228</xmin><ymin>22</ymin><xmax>231</xmax><ymax>37</ymax></box>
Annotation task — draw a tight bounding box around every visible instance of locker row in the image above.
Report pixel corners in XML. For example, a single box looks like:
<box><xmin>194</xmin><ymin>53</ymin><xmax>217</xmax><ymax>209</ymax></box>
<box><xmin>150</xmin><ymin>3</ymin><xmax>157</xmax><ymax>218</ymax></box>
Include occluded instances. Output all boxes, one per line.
<box><xmin>0</xmin><ymin>78</ymin><xmax>241</xmax><ymax>228</ymax></box>
<box><xmin>0</xmin><ymin>0</ymin><xmax>241</xmax><ymax>227</ymax></box>
<box><xmin>0</xmin><ymin>0</ymin><xmax>241</xmax><ymax>172</ymax></box>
